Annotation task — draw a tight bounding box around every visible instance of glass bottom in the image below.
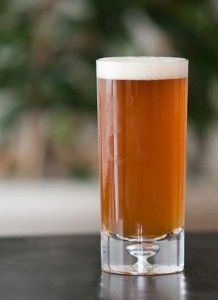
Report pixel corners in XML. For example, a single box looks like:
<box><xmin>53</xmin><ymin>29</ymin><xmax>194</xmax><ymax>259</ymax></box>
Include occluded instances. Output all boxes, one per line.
<box><xmin>101</xmin><ymin>228</ymin><xmax>184</xmax><ymax>275</ymax></box>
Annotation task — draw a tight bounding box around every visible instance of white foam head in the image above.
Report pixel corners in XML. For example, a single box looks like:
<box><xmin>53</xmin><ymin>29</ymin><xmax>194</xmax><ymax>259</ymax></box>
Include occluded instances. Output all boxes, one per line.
<box><xmin>96</xmin><ymin>57</ymin><xmax>188</xmax><ymax>80</ymax></box>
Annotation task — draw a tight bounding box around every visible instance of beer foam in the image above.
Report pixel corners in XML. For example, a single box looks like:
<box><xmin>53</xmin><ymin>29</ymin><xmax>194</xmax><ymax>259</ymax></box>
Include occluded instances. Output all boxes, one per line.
<box><xmin>96</xmin><ymin>57</ymin><xmax>188</xmax><ymax>80</ymax></box>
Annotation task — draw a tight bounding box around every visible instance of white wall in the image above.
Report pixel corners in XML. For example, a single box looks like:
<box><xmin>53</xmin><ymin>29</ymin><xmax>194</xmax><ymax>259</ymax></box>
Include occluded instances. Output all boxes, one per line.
<box><xmin>0</xmin><ymin>180</ymin><xmax>99</xmax><ymax>236</ymax></box>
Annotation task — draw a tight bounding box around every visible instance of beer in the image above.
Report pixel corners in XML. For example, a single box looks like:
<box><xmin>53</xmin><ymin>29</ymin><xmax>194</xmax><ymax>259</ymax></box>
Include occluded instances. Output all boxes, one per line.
<box><xmin>97</xmin><ymin>57</ymin><xmax>188</xmax><ymax>275</ymax></box>
<box><xmin>97</xmin><ymin>57</ymin><xmax>188</xmax><ymax>238</ymax></box>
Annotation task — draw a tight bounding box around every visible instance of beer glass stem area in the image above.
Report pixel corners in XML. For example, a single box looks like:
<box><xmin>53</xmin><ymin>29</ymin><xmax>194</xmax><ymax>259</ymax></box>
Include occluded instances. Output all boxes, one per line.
<box><xmin>126</xmin><ymin>241</ymin><xmax>160</xmax><ymax>271</ymax></box>
<box><xmin>97</xmin><ymin>57</ymin><xmax>188</xmax><ymax>275</ymax></box>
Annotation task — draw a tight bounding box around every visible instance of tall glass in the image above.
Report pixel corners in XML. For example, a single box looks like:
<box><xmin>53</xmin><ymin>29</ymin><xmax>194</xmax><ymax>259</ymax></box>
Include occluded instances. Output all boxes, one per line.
<box><xmin>96</xmin><ymin>57</ymin><xmax>188</xmax><ymax>275</ymax></box>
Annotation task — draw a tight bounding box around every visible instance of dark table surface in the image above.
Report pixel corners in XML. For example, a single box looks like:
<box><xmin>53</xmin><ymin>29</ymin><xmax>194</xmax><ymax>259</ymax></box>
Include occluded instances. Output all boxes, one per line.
<box><xmin>0</xmin><ymin>233</ymin><xmax>217</xmax><ymax>300</ymax></box>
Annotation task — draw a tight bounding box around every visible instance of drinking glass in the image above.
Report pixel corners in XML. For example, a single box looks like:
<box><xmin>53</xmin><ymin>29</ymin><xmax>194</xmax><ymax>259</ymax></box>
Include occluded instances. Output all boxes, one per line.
<box><xmin>97</xmin><ymin>57</ymin><xmax>188</xmax><ymax>275</ymax></box>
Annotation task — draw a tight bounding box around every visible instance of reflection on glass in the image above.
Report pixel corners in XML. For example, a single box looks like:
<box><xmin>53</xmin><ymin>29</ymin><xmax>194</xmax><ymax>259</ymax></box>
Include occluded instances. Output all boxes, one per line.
<box><xmin>100</xmin><ymin>272</ymin><xmax>187</xmax><ymax>300</ymax></box>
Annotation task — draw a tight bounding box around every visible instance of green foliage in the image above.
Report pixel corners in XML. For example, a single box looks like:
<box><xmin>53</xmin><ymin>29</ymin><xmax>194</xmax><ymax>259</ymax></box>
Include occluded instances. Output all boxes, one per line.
<box><xmin>0</xmin><ymin>0</ymin><xmax>97</xmax><ymax>115</ymax></box>
<box><xmin>0</xmin><ymin>0</ymin><xmax>217</xmax><ymax>136</ymax></box>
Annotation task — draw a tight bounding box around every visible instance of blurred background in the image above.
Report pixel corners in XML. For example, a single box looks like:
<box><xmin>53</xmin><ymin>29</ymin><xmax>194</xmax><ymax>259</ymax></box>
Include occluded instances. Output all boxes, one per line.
<box><xmin>0</xmin><ymin>0</ymin><xmax>217</xmax><ymax>236</ymax></box>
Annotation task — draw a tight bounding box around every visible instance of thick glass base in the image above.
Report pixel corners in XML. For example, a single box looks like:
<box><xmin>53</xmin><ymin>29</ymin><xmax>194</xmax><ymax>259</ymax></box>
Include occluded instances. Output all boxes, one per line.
<box><xmin>101</xmin><ymin>228</ymin><xmax>184</xmax><ymax>275</ymax></box>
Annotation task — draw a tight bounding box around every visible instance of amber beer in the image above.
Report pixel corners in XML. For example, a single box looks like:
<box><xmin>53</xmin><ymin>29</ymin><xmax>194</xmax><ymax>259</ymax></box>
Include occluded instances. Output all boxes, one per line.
<box><xmin>97</xmin><ymin>57</ymin><xmax>188</xmax><ymax>275</ymax></box>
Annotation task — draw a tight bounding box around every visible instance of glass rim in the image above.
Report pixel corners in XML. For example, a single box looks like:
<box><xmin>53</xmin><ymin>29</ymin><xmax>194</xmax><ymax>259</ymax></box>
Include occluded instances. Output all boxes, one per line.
<box><xmin>96</xmin><ymin>56</ymin><xmax>188</xmax><ymax>64</ymax></box>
